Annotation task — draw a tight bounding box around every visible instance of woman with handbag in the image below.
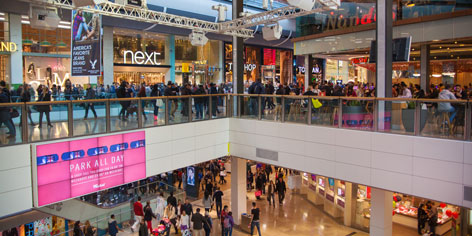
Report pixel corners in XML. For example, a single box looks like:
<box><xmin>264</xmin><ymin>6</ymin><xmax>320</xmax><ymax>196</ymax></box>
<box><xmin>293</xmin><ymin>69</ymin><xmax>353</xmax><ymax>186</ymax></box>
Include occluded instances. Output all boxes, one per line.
<box><xmin>37</xmin><ymin>86</ymin><xmax>52</xmax><ymax>128</ymax></box>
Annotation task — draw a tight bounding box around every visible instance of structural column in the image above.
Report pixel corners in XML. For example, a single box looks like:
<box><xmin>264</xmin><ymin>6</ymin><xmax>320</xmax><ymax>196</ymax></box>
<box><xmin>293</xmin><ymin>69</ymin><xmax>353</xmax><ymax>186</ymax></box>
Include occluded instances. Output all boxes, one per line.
<box><xmin>219</xmin><ymin>41</ymin><xmax>225</xmax><ymax>84</ymax></box>
<box><xmin>232</xmin><ymin>0</ymin><xmax>244</xmax><ymax>94</ymax></box>
<box><xmin>165</xmin><ymin>35</ymin><xmax>175</xmax><ymax>83</ymax></box>
<box><xmin>304</xmin><ymin>55</ymin><xmax>313</xmax><ymax>91</ymax></box>
<box><xmin>370</xmin><ymin>188</ymin><xmax>393</xmax><ymax>236</ymax></box>
<box><xmin>9</xmin><ymin>13</ymin><xmax>22</xmax><ymax>88</ymax></box>
<box><xmin>376</xmin><ymin>0</ymin><xmax>393</xmax><ymax>98</ymax></box>
<box><xmin>102</xmin><ymin>26</ymin><xmax>114</xmax><ymax>86</ymax></box>
<box><xmin>344</xmin><ymin>183</ymin><xmax>357</xmax><ymax>227</ymax></box>
<box><xmin>420</xmin><ymin>44</ymin><xmax>430</xmax><ymax>91</ymax></box>
<box><xmin>231</xmin><ymin>156</ymin><xmax>247</xmax><ymax>225</ymax></box>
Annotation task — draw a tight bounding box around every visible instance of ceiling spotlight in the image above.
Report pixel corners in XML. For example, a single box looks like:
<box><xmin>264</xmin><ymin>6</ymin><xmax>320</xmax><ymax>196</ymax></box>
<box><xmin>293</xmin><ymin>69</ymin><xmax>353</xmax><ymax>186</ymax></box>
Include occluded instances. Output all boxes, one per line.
<box><xmin>240</xmin><ymin>11</ymin><xmax>253</xmax><ymax>18</ymax></box>
<box><xmin>318</xmin><ymin>0</ymin><xmax>341</xmax><ymax>9</ymax></box>
<box><xmin>212</xmin><ymin>4</ymin><xmax>228</xmax><ymax>22</ymax></box>
<box><xmin>262</xmin><ymin>0</ymin><xmax>273</xmax><ymax>9</ymax></box>
<box><xmin>189</xmin><ymin>30</ymin><xmax>208</xmax><ymax>46</ymax></box>
<box><xmin>287</xmin><ymin>0</ymin><xmax>316</xmax><ymax>11</ymax></box>
<box><xmin>262</xmin><ymin>23</ymin><xmax>282</xmax><ymax>41</ymax></box>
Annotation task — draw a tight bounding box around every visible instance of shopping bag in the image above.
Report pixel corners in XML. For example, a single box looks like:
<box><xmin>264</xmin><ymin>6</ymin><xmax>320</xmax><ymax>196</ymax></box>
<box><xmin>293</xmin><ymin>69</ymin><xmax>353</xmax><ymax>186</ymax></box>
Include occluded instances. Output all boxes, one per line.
<box><xmin>312</xmin><ymin>98</ymin><xmax>322</xmax><ymax>109</ymax></box>
<box><xmin>255</xmin><ymin>190</ymin><xmax>262</xmax><ymax>197</ymax></box>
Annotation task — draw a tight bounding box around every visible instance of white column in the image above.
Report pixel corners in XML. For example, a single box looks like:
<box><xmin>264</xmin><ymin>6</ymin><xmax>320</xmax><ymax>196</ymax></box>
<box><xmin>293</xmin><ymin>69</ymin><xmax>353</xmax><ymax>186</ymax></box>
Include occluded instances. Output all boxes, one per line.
<box><xmin>9</xmin><ymin>13</ymin><xmax>22</xmax><ymax>88</ymax></box>
<box><xmin>370</xmin><ymin>188</ymin><xmax>393</xmax><ymax>236</ymax></box>
<box><xmin>231</xmin><ymin>156</ymin><xmax>247</xmax><ymax>225</ymax></box>
<box><xmin>218</xmin><ymin>41</ymin><xmax>224</xmax><ymax>84</ymax></box>
<box><xmin>343</xmin><ymin>183</ymin><xmax>356</xmax><ymax>227</ymax></box>
<box><xmin>102</xmin><ymin>26</ymin><xmax>114</xmax><ymax>85</ymax></box>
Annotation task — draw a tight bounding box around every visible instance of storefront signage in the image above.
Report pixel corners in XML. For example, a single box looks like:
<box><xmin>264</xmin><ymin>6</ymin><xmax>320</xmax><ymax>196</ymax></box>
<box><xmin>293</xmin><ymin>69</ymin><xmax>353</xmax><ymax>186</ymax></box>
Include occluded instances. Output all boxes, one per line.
<box><xmin>71</xmin><ymin>10</ymin><xmax>101</xmax><ymax>76</ymax></box>
<box><xmin>0</xmin><ymin>41</ymin><xmax>17</xmax><ymax>52</ymax></box>
<box><xmin>297</xmin><ymin>66</ymin><xmax>320</xmax><ymax>74</ymax></box>
<box><xmin>318</xmin><ymin>188</ymin><xmax>325</xmax><ymax>196</ymax></box>
<box><xmin>33</xmin><ymin>131</ymin><xmax>146</xmax><ymax>207</ymax></box>
<box><xmin>226</xmin><ymin>62</ymin><xmax>257</xmax><ymax>72</ymax></box>
<box><xmin>350</xmin><ymin>57</ymin><xmax>369</xmax><ymax>65</ymax></box>
<box><xmin>123</xmin><ymin>50</ymin><xmax>162</xmax><ymax>65</ymax></box>
<box><xmin>326</xmin><ymin>194</ymin><xmax>335</xmax><ymax>202</ymax></box>
<box><xmin>326</xmin><ymin>7</ymin><xmax>396</xmax><ymax>31</ymax></box>
<box><xmin>337</xmin><ymin>198</ymin><xmax>345</xmax><ymax>208</ymax></box>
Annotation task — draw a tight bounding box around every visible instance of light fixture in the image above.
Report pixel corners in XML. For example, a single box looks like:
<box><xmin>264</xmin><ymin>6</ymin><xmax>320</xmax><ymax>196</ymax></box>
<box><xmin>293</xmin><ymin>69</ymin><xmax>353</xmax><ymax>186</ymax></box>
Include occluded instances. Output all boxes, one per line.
<box><xmin>413</xmin><ymin>73</ymin><xmax>421</xmax><ymax>77</ymax></box>
<box><xmin>240</xmin><ymin>12</ymin><xmax>252</xmax><ymax>17</ymax></box>
<box><xmin>318</xmin><ymin>0</ymin><xmax>341</xmax><ymax>9</ymax></box>
<box><xmin>40</xmin><ymin>40</ymin><xmax>52</xmax><ymax>47</ymax></box>
<box><xmin>211</xmin><ymin>4</ymin><xmax>227</xmax><ymax>22</ymax></box>
<box><xmin>432</xmin><ymin>74</ymin><xmax>442</xmax><ymax>78</ymax></box>
<box><xmin>406</xmin><ymin>1</ymin><xmax>415</xmax><ymax>7</ymax></box>
<box><xmin>56</xmin><ymin>41</ymin><xmax>67</xmax><ymax>48</ymax></box>
<box><xmin>22</xmin><ymin>39</ymin><xmax>33</xmax><ymax>46</ymax></box>
<box><xmin>439</xmin><ymin>46</ymin><xmax>442</xmax><ymax>49</ymax></box>
<box><xmin>287</xmin><ymin>0</ymin><xmax>316</xmax><ymax>11</ymax></box>
<box><xmin>262</xmin><ymin>23</ymin><xmax>282</xmax><ymax>41</ymax></box>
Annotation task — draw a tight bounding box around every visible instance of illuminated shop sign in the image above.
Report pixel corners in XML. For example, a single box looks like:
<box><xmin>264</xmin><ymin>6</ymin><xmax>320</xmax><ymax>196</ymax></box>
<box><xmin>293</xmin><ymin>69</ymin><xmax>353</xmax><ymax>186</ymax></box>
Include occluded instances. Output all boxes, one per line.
<box><xmin>226</xmin><ymin>62</ymin><xmax>257</xmax><ymax>72</ymax></box>
<box><xmin>297</xmin><ymin>66</ymin><xmax>321</xmax><ymax>74</ymax></box>
<box><xmin>325</xmin><ymin>7</ymin><xmax>397</xmax><ymax>31</ymax></box>
<box><xmin>123</xmin><ymin>50</ymin><xmax>162</xmax><ymax>65</ymax></box>
<box><xmin>0</xmin><ymin>42</ymin><xmax>18</xmax><ymax>52</ymax></box>
<box><xmin>33</xmin><ymin>131</ymin><xmax>146</xmax><ymax>207</ymax></box>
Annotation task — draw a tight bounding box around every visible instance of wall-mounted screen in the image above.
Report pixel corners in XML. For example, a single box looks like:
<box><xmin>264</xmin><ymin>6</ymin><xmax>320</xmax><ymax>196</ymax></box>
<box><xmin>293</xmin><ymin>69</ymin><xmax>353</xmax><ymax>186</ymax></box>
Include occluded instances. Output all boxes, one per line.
<box><xmin>33</xmin><ymin>131</ymin><xmax>146</xmax><ymax>207</ymax></box>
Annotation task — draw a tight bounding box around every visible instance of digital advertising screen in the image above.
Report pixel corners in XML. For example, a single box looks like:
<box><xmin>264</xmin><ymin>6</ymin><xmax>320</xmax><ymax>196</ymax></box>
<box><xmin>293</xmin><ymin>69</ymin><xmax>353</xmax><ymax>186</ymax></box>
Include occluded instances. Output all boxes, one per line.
<box><xmin>33</xmin><ymin>131</ymin><xmax>146</xmax><ymax>207</ymax></box>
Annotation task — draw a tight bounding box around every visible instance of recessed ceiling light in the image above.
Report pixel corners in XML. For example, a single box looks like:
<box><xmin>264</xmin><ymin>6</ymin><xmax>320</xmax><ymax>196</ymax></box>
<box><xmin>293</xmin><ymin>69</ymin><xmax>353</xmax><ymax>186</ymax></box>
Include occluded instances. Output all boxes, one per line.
<box><xmin>439</xmin><ymin>46</ymin><xmax>442</xmax><ymax>49</ymax></box>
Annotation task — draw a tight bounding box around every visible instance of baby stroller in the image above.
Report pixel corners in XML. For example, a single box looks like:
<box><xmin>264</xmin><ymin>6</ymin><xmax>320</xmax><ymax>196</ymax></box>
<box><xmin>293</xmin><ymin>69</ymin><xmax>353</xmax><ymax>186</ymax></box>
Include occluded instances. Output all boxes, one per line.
<box><xmin>152</xmin><ymin>218</ymin><xmax>171</xmax><ymax>236</ymax></box>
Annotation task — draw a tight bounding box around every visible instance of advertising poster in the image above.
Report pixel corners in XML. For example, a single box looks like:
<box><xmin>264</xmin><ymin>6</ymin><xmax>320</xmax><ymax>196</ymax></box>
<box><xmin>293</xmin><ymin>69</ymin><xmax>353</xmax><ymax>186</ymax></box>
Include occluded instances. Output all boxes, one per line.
<box><xmin>34</xmin><ymin>131</ymin><xmax>146</xmax><ymax>207</ymax></box>
<box><xmin>187</xmin><ymin>166</ymin><xmax>195</xmax><ymax>186</ymax></box>
<box><xmin>71</xmin><ymin>9</ymin><xmax>101</xmax><ymax>76</ymax></box>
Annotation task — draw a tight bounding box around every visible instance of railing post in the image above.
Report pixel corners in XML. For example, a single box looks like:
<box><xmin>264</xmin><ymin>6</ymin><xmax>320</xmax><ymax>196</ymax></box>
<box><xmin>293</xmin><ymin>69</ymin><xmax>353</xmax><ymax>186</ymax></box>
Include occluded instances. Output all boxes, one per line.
<box><xmin>258</xmin><ymin>95</ymin><xmax>262</xmax><ymax>120</ymax></box>
<box><xmin>226</xmin><ymin>95</ymin><xmax>230</xmax><ymax>118</ymax></box>
<box><xmin>281</xmin><ymin>96</ymin><xmax>285</xmax><ymax>123</ymax></box>
<box><xmin>338</xmin><ymin>98</ymin><xmax>343</xmax><ymax>128</ymax></box>
<box><xmin>137</xmin><ymin>99</ymin><xmax>143</xmax><ymax>128</ymax></box>
<box><xmin>373</xmin><ymin>99</ymin><xmax>378</xmax><ymax>132</ymax></box>
<box><xmin>21</xmin><ymin>103</ymin><xmax>28</xmax><ymax>143</ymax></box>
<box><xmin>68</xmin><ymin>101</ymin><xmax>74</xmax><ymax>137</ymax></box>
<box><xmin>165</xmin><ymin>97</ymin><xmax>169</xmax><ymax>125</ymax></box>
<box><xmin>209</xmin><ymin>95</ymin><xmax>213</xmax><ymax>120</ymax></box>
<box><xmin>307</xmin><ymin>97</ymin><xmax>312</xmax><ymax>125</ymax></box>
<box><xmin>465</xmin><ymin>101</ymin><xmax>471</xmax><ymax>141</ymax></box>
<box><xmin>105</xmin><ymin>100</ymin><xmax>111</xmax><ymax>133</ymax></box>
<box><xmin>237</xmin><ymin>95</ymin><xmax>241</xmax><ymax>118</ymax></box>
<box><xmin>414</xmin><ymin>100</ymin><xmax>421</xmax><ymax>136</ymax></box>
<box><xmin>188</xmin><ymin>96</ymin><xmax>193</xmax><ymax>122</ymax></box>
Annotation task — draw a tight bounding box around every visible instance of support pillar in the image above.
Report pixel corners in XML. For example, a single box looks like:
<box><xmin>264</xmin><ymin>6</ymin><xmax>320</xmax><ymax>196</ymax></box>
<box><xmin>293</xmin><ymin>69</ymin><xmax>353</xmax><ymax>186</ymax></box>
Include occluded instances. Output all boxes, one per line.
<box><xmin>344</xmin><ymin>183</ymin><xmax>357</xmax><ymax>227</ymax></box>
<box><xmin>102</xmin><ymin>26</ymin><xmax>114</xmax><ymax>86</ymax></box>
<box><xmin>9</xmin><ymin>13</ymin><xmax>22</xmax><ymax>89</ymax></box>
<box><xmin>304</xmin><ymin>55</ymin><xmax>313</xmax><ymax>91</ymax></box>
<box><xmin>420</xmin><ymin>44</ymin><xmax>430</xmax><ymax>90</ymax></box>
<box><xmin>219</xmin><ymin>41</ymin><xmax>225</xmax><ymax>84</ymax></box>
<box><xmin>376</xmin><ymin>0</ymin><xmax>393</xmax><ymax>98</ymax></box>
<box><xmin>232</xmin><ymin>0</ymin><xmax>244</xmax><ymax>94</ymax></box>
<box><xmin>370</xmin><ymin>188</ymin><xmax>393</xmax><ymax>236</ymax></box>
<box><xmin>165</xmin><ymin>35</ymin><xmax>175</xmax><ymax>83</ymax></box>
<box><xmin>231</xmin><ymin>156</ymin><xmax>247</xmax><ymax>225</ymax></box>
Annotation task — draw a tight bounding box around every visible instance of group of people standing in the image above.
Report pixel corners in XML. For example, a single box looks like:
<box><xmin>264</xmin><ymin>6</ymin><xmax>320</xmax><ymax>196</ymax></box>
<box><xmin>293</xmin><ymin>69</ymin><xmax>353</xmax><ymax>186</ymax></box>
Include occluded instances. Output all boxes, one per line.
<box><xmin>417</xmin><ymin>201</ymin><xmax>439</xmax><ymax>236</ymax></box>
<box><xmin>248</xmin><ymin>165</ymin><xmax>287</xmax><ymax>206</ymax></box>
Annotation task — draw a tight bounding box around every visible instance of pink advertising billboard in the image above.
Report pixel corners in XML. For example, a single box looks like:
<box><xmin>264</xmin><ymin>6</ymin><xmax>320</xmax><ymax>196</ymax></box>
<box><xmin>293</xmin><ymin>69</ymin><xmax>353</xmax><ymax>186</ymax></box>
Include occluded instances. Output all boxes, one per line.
<box><xmin>33</xmin><ymin>131</ymin><xmax>146</xmax><ymax>207</ymax></box>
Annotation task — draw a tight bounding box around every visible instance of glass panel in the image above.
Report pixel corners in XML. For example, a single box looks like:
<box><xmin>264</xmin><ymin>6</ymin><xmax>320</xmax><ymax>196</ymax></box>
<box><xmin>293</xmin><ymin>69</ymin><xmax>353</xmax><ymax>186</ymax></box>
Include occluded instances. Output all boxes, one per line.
<box><xmin>420</xmin><ymin>101</ymin><xmax>466</xmax><ymax>139</ymax></box>
<box><xmin>262</xmin><ymin>96</ymin><xmax>280</xmax><ymax>121</ymax></box>
<box><xmin>214</xmin><ymin>95</ymin><xmax>227</xmax><ymax>119</ymax></box>
<box><xmin>29</xmin><ymin>103</ymin><xmax>69</xmax><ymax>142</ymax></box>
<box><xmin>72</xmin><ymin>101</ymin><xmax>106</xmax><ymax>136</ymax></box>
<box><xmin>192</xmin><ymin>96</ymin><xmax>210</xmax><ymax>121</ymax></box>
<box><xmin>311</xmin><ymin>98</ymin><xmax>338</xmax><ymax>127</ymax></box>
<box><xmin>284</xmin><ymin>97</ymin><xmax>307</xmax><ymax>124</ymax></box>
<box><xmin>169</xmin><ymin>98</ymin><xmax>189</xmax><ymax>124</ymax></box>
<box><xmin>240</xmin><ymin>96</ymin><xmax>258</xmax><ymax>119</ymax></box>
<box><xmin>109</xmin><ymin>99</ymin><xmax>138</xmax><ymax>132</ymax></box>
<box><xmin>143</xmin><ymin>98</ymin><xmax>166</xmax><ymax>127</ymax></box>
<box><xmin>341</xmin><ymin>99</ymin><xmax>374</xmax><ymax>131</ymax></box>
<box><xmin>377</xmin><ymin>100</ymin><xmax>413</xmax><ymax>135</ymax></box>
<box><xmin>0</xmin><ymin>105</ymin><xmax>22</xmax><ymax>145</ymax></box>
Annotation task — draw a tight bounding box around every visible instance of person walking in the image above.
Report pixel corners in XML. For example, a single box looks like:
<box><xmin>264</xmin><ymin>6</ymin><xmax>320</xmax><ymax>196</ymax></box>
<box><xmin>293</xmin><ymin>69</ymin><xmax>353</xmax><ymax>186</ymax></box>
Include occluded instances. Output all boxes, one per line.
<box><xmin>276</xmin><ymin>177</ymin><xmax>286</xmax><ymax>205</ymax></box>
<box><xmin>180</xmin><ymin>210</ymin><xmax>191</xmax><ymax>235</ymax></box>
<box><xmin>203</xmin><ymin>193</ymin><xmax>213</xmax><ymax>213</ymax></box>
<box><xmin>223</xmin><ymin>211</ymin><xmax>234</xmax><ymax>236</ymax></box>
<box><xmin>37</xmin><ymin>86</ymin><xmax>53</xmax><ymax>128</ymax></box>
<box><xmin>164</xmin><ymin>203</ymin><xmax>178</xmax><ymax>235</ymax></box>
<box><xmin>108</xmin><ymin>215</ymin><xmax>122</xmax><ymax>236</ymax></box>
<box><xmin>19</xmin><ymin>84</ymin><xmax>35</xmax><ymax>126</ymax></box>
<box><xmin>73</xmin><ymin>221</ymin><xmax>82</xmax><ymax>236</ymax></box>
<box><xmin>203</xmin><ymin>211</ymin><xmax>213</xmax><ymax>236</ymax></box>
<box><xmin>0</xmin><ymin>88</ymin><xmax>15</xmax><ymax>138</ymax></box>
<box><xmin>138</xmin><ymin>218</ymin><xmax>148</xmax><ymax>236</ymax></box>
<box><xmin>131</xmin><ymin>196</ymin><xmax>144</xmax><ymax>232</ymax></box>
<box><xmin>182</xmin><ymin>198</ymin><xmax>193</xmax><ymax>217</ymax></box>
<box><xmin>84</xmin><ymin>84</ymin><xmax>98</xmax><ymax>120</ymax></box>
<box><xmin>167</xmin><ymin>191</ymin><xmax>177</xmax><ymax>208</ymax></box>
<box><xmin>144</xmin><ymin>201</ymin><xmax>156</xmax><ymax>234</ymax></box>
<box><xmin>220</xmin><ymin>205</ymin><xmax>228</xmax><ymax>236</ymax></box>
<box><xmin>137</xmin><ymin>86</ymin><xmax>148</xmax><ymax>120</ymax></box>
<box><xmin>213</xmin><ymin>187</ymin><xmax>224</xmax><ymax>217</ymax></box>
<box><xmin>83</xmin><ymin>220</ymin><xmax>95</xmax><ymax>236</ymax></box>
<box><xmin>155</xmin><ymin>192</ymin><xmax>166</xmax><ymax>222</ymax></box>
<box><xmin>150</xmin><ymin>84</ymin><xmax>161</xmax><ymax>121</ymax></box>
<box><xmin>191</xmin><ymin>208</ymin><xmax>205</xmax><ymax>236</ymax></box>
<box><xmin>250</xmin><ymin>202</ymin><xmax>261</xmax><ymax>236</ymax></box>
<box><xmin>267</xmin><ymin>180</ymin><xmax>275</xmax><ymax>207</ymax></box>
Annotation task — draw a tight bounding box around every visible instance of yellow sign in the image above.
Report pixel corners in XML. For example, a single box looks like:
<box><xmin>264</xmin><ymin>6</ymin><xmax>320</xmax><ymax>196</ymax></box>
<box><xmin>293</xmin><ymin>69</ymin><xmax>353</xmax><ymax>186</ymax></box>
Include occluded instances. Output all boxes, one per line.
<box><xmin>0</xmin><ymin>42</ymin><xmax>17</xmax><ymax>52</ymax></box>
<box><xmin>182</xmin><ymin>63</ymin><xmax>190</xmax><ymax>73</ymax></box>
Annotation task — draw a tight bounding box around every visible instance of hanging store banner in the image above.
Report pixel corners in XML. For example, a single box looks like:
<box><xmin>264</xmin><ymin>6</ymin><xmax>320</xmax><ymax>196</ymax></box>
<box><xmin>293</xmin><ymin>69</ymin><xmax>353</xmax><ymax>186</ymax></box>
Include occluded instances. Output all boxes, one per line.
<box><xmin>71</xmin><ymin>9</ymin><xmax>101</xmax><ymax>76</ymax></box>
<box><xmin>33</xmin><ymin>131</ymin><xmax>146</xmax><ymax>207</ymax></box>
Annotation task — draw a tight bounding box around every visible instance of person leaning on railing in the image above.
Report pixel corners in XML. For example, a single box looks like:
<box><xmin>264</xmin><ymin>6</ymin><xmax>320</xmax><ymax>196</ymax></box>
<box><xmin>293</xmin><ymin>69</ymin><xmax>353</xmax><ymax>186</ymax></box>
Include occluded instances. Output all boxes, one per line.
<box><xmin>84</xmin><ymin>84</ymin><xmax>98</xmax><ymax>120</ymax></box>
<box><xmin>0</xmin><ymin>87</ymin><xmax>16</xmax><ymax>138</ymax></box>
<box><xmin>19</xmin><ymin>83</ymin><xmax>36</xmax><ymax>126</ymax></box>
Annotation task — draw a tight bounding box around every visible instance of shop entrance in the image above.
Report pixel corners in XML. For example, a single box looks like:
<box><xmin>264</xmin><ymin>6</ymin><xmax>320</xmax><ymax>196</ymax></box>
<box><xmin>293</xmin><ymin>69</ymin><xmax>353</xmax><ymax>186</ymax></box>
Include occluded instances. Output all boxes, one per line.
<box><xmin>114</xmin><ymin>65</ymin><xmax>169</xmax><ymax>85</ymax></box>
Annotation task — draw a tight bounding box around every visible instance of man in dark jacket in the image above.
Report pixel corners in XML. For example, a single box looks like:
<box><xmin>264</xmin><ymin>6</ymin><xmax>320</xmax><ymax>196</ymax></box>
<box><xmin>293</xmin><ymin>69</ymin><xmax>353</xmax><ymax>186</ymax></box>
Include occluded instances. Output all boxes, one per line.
<box><xmin>84</xmin><ymin>84</ymin><xmax>98</xmax><ymax>119</ymax></box>
<box><xmin>143</xmin><ymin>201</ymin><xmax>156</xmax><ymax>234</ymax></box>
<box><xmin>180</xmin><ymin>83</ymin><xmax>192</xmax><ymax>118</ymax></box>
<box><xmin>182</xmin><ymin>198</ymin><xmax>193</xmax><ymax>216</ymax></box>
<box><xmin>276</xmin><ymin>177</ymin><xmax>286</xmax><ymax>205</ymax></box>
<box><xmin>209</xmin><ymin>83</ymin><xmax>218</xmax><ymax>117</ymax></box>
<box><xmin>0</xmin><ymin>87</ymin><xmax>15</xmax><ymax>138</ymax></box>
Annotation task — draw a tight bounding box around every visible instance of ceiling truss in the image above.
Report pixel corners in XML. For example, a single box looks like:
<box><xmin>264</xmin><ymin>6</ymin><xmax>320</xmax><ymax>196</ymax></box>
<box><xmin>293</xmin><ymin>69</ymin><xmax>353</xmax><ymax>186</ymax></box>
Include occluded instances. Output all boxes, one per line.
<box><xmin>24</xmin><ymin>0</ymin><xmax>332</xmax><ymax>39</ymax></box>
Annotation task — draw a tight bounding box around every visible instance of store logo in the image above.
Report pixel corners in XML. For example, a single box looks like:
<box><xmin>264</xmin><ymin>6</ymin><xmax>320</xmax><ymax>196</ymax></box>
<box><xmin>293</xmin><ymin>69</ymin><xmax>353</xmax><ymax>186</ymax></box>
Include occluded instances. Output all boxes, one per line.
<box><xmin>123</xmin><ymin>50</ymin><xmax>161</xmax><ymax>65</ymax></box>
<box><xmin>326</xmin><ymin>7</ymin><xmax>397</xmax><ymax>31</ymax></box>
<box><xmin>0</xmin><ymin>42</ymin><xmax>17</xmax><ymax>52</ymax></box>
<box><xmin>226</xmin><ymin>62</ymin><xmax>257</xmax><ymax>72</ymax></box>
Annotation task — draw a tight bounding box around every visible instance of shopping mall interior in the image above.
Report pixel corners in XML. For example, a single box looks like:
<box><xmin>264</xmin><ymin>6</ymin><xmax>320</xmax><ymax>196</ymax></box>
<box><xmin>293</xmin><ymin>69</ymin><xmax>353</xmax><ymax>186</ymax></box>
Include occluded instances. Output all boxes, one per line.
<box><xmin>1</xmin><ymin>0</ymin><xmax>472</xmax><ymax>236</ymax></box>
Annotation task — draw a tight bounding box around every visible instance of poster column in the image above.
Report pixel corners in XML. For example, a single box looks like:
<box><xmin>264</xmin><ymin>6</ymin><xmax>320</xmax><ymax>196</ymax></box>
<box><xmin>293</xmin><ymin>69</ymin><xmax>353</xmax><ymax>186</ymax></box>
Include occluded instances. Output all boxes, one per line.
<box><xmin>165</xmin><ymin>35</ymin><xmax>175</xmax><ymax>83</ymax></box>
<box><xmin>9</xmin><ymin>13</ymin><xmax>22</xmax><ymax>88</ymax></box>
<box><xmin>102</xmin><ymin>26</ymin><xmax>114</xmax><ymax>86</ymax></box>
<box><xmin>370</xmin><ymin>188</ymin><xmax>393</xmax><ymax>236</ymax></box>
<box><xmin>304</xmin><ymin>55</ymin><xmax>313</xmax><ymax>92</ymax></box>
<box><xmin>231</xmin><ymin>156</ymin><xmax>247</xmax><ymax>225</ymax></box>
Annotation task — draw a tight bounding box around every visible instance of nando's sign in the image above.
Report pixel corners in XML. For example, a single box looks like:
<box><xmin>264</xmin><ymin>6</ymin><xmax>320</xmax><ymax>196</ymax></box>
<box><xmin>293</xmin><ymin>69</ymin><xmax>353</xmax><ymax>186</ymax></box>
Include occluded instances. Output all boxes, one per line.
<box><xmin>325</xmin><ymin>7</ymin><xmax>397</xmax><ymax>31</ymax></box>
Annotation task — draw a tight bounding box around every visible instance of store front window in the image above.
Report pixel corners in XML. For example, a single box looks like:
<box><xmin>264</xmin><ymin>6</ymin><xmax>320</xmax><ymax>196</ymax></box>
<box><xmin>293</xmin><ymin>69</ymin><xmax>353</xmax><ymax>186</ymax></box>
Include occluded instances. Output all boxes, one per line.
<box><xmin>0</xmin><ymin>13</ymin><xmax>10</xmax><ymax>84</ymax></box>
<box><xmin>22</xmin><ymin>24</ymin><xmax>71</xmax><ymax>55</ymax></box>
